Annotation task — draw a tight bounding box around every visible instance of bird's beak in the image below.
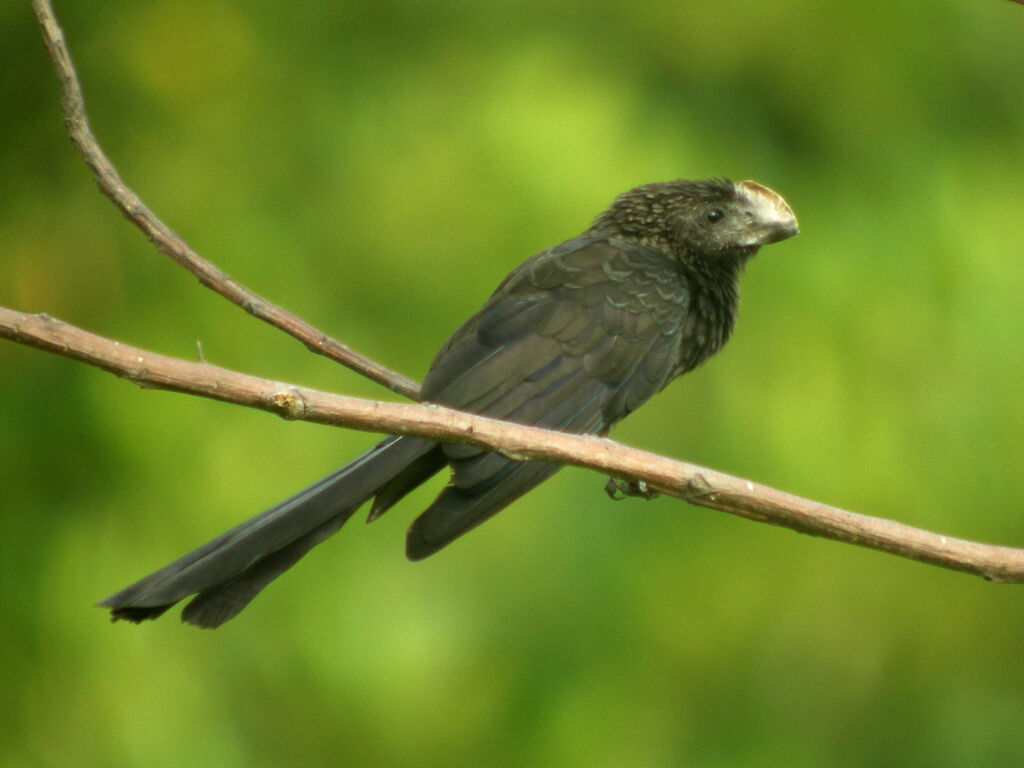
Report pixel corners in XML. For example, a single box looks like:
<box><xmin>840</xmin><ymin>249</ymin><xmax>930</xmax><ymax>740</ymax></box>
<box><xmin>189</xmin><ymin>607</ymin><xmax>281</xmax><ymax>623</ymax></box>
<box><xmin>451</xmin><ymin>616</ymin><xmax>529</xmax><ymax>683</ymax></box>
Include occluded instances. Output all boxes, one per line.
<box><xmin>736</xmin><ymin>180</ymin><xmax>799</xmax><ymax>245</ymax></box>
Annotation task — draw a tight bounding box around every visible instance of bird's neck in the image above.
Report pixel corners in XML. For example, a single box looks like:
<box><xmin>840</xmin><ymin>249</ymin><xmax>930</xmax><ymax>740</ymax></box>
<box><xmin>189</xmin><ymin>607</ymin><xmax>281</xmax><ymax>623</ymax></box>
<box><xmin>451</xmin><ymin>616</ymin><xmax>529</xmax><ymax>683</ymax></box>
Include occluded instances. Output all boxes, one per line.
<box><xmin>674</xmin><ymin>250</ymin><xmax>748</xmax><ymax>375</ymax></box>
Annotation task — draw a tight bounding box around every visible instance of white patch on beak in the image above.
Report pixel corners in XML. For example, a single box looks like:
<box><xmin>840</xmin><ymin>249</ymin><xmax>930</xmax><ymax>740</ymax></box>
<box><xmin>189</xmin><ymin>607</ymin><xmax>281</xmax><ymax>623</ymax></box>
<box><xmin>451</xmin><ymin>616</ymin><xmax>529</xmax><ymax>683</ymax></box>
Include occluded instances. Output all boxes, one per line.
<box><xmin>735</xmin><ymin>180</ymin><xmax>799</xmax><ymax>245</ymax></box>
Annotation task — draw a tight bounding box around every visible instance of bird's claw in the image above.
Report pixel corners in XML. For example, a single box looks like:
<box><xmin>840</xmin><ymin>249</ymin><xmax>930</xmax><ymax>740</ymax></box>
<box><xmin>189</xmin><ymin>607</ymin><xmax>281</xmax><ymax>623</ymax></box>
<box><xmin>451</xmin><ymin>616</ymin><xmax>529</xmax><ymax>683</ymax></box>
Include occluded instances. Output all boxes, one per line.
<box><xmin>604</xmin><ymin>477</ymin><xmax>660</xmax><ymax>501</ymax></box>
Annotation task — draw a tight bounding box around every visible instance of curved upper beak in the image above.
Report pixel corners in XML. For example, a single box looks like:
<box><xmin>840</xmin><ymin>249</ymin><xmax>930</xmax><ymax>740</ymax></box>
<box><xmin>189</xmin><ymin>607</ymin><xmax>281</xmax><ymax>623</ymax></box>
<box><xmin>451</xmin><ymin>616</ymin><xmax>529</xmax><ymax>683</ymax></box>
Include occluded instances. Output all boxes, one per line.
<box><xmin>736</xmin><ymin>180</ymin><xmax>799</xmax><ymax>246</ymax></box>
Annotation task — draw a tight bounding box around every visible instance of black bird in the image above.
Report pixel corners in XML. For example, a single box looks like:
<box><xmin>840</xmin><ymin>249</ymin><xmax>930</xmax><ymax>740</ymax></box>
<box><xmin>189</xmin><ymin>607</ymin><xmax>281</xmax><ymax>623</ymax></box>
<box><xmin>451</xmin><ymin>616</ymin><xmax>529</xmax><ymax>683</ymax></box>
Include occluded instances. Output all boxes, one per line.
<box><xmin>100</xmin><ymin>178</ymin><xmax>798</xmax><ymax>628</ymax></box>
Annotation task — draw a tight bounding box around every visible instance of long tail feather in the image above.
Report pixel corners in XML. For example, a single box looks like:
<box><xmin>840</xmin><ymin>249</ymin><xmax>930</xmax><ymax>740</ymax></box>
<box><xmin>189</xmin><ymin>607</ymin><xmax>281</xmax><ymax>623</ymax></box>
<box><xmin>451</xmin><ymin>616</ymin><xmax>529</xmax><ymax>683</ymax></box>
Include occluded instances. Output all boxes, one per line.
<box><xmin>99</xmin><ymin>436</ymin><xmax>437</xmax><ymax>626</ymax></box>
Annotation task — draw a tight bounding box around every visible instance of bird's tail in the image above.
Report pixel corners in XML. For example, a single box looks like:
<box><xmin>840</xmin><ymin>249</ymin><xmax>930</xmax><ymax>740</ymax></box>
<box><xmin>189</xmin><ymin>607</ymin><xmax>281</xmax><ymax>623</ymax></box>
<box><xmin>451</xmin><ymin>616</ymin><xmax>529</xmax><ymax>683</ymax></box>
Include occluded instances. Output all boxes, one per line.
<box><xmin>98</xmin><ymin>435</ymin><xmax>437</xmax><ymax>628</ymax></box>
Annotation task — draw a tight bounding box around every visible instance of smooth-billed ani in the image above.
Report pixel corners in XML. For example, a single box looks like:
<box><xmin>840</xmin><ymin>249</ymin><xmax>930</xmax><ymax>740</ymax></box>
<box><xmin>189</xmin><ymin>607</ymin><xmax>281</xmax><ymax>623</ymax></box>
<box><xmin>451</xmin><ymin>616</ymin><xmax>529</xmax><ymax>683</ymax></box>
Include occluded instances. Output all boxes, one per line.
<box><xmin>100</xmin><ymin>178</ymin><xmax>798</xmax><ymax>628</ymax></box>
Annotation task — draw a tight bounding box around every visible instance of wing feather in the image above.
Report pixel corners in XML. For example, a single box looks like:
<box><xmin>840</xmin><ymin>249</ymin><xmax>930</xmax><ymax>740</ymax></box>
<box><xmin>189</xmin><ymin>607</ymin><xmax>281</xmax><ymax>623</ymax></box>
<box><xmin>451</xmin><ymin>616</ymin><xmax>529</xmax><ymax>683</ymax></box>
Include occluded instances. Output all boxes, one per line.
<box><xmin>406</xmin><ymin>238</ymin><xmax>689</xmax><ymax>555</ymax></box>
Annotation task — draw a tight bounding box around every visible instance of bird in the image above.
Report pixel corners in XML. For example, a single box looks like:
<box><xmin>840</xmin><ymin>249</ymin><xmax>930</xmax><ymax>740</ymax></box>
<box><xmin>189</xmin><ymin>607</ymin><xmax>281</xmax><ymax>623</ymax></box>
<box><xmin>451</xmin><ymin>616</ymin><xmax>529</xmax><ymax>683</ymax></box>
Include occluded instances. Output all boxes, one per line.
<box><xmin>99</xmin><ymin>177</ymin><xmax>798</xmax><ymax>628</ymax></box>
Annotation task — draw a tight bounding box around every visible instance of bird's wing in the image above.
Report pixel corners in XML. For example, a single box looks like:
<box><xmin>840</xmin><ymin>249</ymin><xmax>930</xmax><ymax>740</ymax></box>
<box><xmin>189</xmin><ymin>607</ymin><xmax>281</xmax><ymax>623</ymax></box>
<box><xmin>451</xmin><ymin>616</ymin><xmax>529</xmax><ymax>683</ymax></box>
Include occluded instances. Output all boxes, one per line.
<box><xmin>407</xmin><ymin>238</ymin><xmax>689</xmax><ymax>558</ymax></box>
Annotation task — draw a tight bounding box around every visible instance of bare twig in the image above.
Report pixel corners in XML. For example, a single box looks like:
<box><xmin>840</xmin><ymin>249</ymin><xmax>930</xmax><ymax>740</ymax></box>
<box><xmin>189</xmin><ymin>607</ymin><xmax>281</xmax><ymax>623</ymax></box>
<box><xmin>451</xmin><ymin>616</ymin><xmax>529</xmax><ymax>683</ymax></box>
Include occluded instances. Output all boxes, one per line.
<box><xmin>18</xmin><ymin>1</ymin><xmax>1024</xmax><ymax>588</ymax></box>
<box><xmin>4</xmin><ymin>305</ymin><xmax>1024</xmax><ymax>584</ymax></box>
<box><xmin>30</xmin><ymin>0</ymin><xmax>420</xmax><ymax>400</ymax></box>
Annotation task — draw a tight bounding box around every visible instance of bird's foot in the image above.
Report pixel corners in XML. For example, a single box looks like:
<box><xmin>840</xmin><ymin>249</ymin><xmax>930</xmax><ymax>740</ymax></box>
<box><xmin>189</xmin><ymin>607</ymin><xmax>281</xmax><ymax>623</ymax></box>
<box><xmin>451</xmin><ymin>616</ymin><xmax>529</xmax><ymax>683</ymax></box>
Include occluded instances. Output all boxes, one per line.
<box><xmin>604</xmin><ymin>477</ymin><xmax>660</xmax><ymax>501</ymax></box>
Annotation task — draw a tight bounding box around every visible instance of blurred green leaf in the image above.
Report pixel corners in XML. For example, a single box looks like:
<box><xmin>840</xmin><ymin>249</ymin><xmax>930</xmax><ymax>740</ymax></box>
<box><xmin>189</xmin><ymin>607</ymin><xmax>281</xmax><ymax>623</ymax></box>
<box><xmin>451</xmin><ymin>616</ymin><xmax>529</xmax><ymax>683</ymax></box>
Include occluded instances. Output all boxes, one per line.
<box><xmin>3</xmin><ymin>1</ymin><xmax>1024</xmax><ymax>766</ymax></box>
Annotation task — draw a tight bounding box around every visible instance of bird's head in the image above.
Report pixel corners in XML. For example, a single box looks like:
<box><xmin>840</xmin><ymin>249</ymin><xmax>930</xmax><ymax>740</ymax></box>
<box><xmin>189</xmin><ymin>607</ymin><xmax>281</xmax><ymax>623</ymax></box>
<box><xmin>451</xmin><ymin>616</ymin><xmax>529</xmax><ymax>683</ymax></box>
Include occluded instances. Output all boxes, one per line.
<box><xmin>592</xmin><ymin>178</ymin><xmax>798</xmax><ymax>261</ymax></box>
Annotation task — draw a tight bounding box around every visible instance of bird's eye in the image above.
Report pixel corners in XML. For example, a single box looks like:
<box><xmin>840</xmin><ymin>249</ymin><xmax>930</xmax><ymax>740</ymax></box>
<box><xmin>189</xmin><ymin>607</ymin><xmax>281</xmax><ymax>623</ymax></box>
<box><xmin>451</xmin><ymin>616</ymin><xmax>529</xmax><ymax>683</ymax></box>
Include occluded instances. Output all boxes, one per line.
<box><xmin>705</xmin><ymin>209</ymin><xmax>724</xmax><ymax>224</ymax></box>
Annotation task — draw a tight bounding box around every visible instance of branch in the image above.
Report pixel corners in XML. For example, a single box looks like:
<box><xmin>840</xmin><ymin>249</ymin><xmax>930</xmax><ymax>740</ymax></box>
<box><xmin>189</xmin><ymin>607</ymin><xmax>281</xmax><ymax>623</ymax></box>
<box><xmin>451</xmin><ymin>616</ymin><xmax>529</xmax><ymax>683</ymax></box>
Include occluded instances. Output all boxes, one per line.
<box><xmin>21</xmin><ymin>0</ymin><xmax>1024</xmax><ymax>587</ymax></box>
<box><xmin>30</xmin><ymin>0</ymin><xmax>420</xmax><ymax>401</ymax></box>
<box><xmin>4</xmin><ymin>305</ymin><xmax>1023</xmax><ymax>584</ymax></box>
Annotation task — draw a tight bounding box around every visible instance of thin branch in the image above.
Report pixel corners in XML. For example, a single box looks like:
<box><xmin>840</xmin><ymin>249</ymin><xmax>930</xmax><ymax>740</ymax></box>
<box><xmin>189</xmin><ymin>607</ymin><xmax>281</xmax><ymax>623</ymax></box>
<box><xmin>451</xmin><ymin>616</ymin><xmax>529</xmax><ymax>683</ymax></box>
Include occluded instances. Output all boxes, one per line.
<box><xmin>30</xmin><ymin>0</ymin><xmax>420</xmax><ymax>401</ymax></box>
<box><xmin>20</xmin><ymin>1</ymin><xmax>1024</xmax><ymax>588</ymax></box>
<box><xmin>4</xmin><ymin>305</ymin><xmax>1023</xmax><ymax>584</ymax></box>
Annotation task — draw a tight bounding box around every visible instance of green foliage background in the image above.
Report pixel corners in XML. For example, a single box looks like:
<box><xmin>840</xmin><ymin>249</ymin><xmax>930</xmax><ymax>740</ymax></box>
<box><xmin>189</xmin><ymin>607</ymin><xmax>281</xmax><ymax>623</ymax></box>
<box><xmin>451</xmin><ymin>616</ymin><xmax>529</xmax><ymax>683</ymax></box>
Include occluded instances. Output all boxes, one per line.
<box><xmin>3</xmin><ymin>1</ymin><xmax>1024</xmax><ymax>765</ymax></box>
